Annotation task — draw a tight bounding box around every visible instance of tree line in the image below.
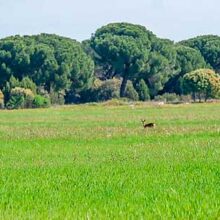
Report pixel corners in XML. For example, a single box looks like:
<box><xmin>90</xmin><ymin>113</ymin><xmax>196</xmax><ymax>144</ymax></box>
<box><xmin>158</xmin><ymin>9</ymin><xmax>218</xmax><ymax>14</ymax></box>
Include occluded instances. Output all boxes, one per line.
<box><xmin>0</xmin><ymin>23</ymin><xmax>220</xmax><ymax>109</ymax></box>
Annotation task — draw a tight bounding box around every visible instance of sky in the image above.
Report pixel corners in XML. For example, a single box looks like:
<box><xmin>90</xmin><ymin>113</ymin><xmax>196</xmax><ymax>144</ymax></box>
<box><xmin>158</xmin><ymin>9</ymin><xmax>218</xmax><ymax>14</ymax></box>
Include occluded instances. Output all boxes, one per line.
<box><xmin>0</xmin><ymin>0</ymin><xmax>219</xmax><ymax>42</ymax></box>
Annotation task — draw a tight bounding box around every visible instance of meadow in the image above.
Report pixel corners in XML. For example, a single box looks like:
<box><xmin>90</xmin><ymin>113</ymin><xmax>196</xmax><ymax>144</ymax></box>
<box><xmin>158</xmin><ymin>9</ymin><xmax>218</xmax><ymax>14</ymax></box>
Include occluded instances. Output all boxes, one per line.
<box><xmin>0</xmin><ymin>102</ymin><xmax>219</xmax><ymax>219</ymax></box>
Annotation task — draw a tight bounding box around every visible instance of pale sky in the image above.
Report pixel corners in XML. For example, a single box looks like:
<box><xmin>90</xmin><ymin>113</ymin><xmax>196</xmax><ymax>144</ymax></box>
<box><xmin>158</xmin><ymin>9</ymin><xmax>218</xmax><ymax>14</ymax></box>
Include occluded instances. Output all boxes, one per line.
<box><xmin>0</xmin><ymin>0</ymin><xmax>219</xmax><ymax>42</ymax></box>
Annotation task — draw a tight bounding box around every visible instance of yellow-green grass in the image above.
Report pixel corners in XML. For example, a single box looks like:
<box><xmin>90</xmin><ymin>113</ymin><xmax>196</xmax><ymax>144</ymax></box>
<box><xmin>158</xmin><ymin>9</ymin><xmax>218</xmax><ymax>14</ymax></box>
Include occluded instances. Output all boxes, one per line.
<box><xmin>0</xmin><ymin>103</ymin><xmax>219</xmax><ymax>219</ymax></box>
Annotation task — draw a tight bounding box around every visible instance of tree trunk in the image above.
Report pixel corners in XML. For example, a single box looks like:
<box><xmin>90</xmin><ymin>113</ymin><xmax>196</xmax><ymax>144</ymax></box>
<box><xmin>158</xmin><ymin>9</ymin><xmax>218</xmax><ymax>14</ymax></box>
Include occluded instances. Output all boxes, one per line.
<box><xmin>120</xmin><ymin>77</ymin><xmax>128</xmax><ymax>97</ymax></box>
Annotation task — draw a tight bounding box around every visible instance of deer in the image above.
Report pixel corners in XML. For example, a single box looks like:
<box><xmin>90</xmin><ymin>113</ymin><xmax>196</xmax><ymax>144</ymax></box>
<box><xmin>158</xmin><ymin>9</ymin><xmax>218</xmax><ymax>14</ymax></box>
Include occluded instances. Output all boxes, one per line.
<box><xmin>141</xmin><ymin>119</ymin><xmax>156</xmax><ymax>128</ymax></box>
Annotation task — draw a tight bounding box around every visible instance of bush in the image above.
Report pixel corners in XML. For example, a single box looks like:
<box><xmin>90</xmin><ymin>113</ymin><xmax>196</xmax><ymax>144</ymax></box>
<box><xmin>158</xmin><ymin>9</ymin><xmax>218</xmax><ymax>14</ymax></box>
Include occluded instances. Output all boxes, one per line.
<box><xmin>7</xmin><ymin>94</ymin><xmax>24</xmax><ymax>110</ymax></box>
<box><xmin>135</xmin><ymin>79</ymin><xmax>150</xmax><ymax>101</ymax></box>
<box><xmin>33</xmin><ymin>95</ymin><xmax>51</xmax><ymax>108</ymax></box>
<box><xmin>124</xmin><ymin>81</ymin><xmax>139</xmax><ymax>101</ymax></box>
<box><xmin>50</xmin><ymin>90</ymin><xmax>65</xmax><ymax>105</ymax></box>
<box><xmin>36</xmin><ymin>86</ymin><xmax>50</xmax><ymax>98</ymax></box>
<box><xmin>24</xmin><ymin>90</ymin><xmax>35</xmax><ymax>108</ymax></box>
<box><xmin>3</xmin><ymin>77</ymin><xmax>20</xmax><ymax>104</ymax></box>
<box><xmin>183</xmin><ymin>69</ymin><xmax>220</xmax><ymax>101</ymax></box>
<box><xmin>20</xmin><ymin>77</ymin><xmax>37</xmax><ymax>94</ymax></box>
<box><xmin>3</xmin><ymin>76</ymin><xmax>37</xmax><ymax>105</ymax></box>
<box><xmin>95</xmin><ymin>78</ymin><xmax>121</xmax><ymax>102</ymax></box>
<box><xmin>6</xmin><ymin>87</ymin><xmax>34</xmax><ymax>109</ymax></box>
<box><xmin>0</xmin><ymin>90</ymin><xmax>4</xmax><ymax>109</ymax></box>
<box><xmin>78</xmin><ymin>79</ymin><xmax>103</xmax><ymax>103</ymax></box>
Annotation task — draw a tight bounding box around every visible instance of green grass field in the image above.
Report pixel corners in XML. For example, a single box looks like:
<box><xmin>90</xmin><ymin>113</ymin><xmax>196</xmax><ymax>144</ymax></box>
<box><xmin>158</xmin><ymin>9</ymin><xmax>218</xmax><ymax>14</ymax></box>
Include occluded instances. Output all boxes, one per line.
<box><xmin>0</xmin><ymin>103</ymin><xmax>219</xmax><ymax>219</ymax></box>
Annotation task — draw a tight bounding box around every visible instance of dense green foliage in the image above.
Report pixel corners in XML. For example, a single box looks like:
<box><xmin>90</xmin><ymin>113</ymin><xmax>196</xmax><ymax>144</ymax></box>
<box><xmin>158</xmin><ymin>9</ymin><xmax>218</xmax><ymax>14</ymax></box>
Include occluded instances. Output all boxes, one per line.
<box><xmin>79</xmin><ymin>78</ymin><xmax>121</xmax><ymax>102</ymax></box>
<box><xmin>0</xmin><ymin>103</ymin><xmax>219</xmax><ymax>218</ymax></box>
<box><xmin>141</xmin><ymin>38</ymin><xmax>177</xmax><ymax>96</ymax></box>
<box><xmin>0</xmin><ymin>34</ymin><xmax>94</xmax><ymax>105</ymax></box>
<box><xmin>90</xmin><ymin>23</ymin><xmax>154</xmax><ymax>97</ymax></box>
<box><xmin>180</xmin><ymin>35</ymin><xmax>220</xmax><ymax>72</ymax></box>
<box><xmin>163</xmin><ymin>46</ymin><xmax>207</xmax><ymax>94</ymax></box>
<box><xmin>124</xmin><ymin>80</ymin><xmax>139</xmax><ymax>101</ymax></box>
<box><xmin>90</xmin><ymin>23</ymin><xmax>178</xmax><ymax>98</ymax></box>
<box><xmin>135</xmin><ymin>79</ymin><xmax>150</xmax><ymax>101</ymax></box>
<box><xmin>3</xmin><ymin>76</ymin><xmax>36</xmax><ymax>103</ymax></box>
<box><xmin>33</xmin><ymin>95</ymin><xmax>51</xmax><ymax>108</ymax></box>
<box><xmin>95</xmin><ymin>78</ymin><xmax>121</xmax><ymax>102</ymax></box>
<box><xmin>0</xmin><ymin>23</ymin><xmax>220</xmax><ymax>106</ymax></box>
<box><xmin>183</xmin><ymin>69</ymin><xmax>220</xmax><ymax>101</ymax></box>
<box><xmin>6</xmin><ymin>87</ymin><xmax>34</xmax><ymax>109</ymax></box>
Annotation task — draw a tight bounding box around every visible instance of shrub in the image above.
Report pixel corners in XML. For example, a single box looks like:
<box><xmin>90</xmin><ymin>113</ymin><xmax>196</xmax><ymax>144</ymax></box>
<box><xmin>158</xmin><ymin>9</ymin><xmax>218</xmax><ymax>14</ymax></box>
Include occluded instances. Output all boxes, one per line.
<box><xmin>3</xmin><ymin>77</ymin><xmax>20</xmax><ymax>103</ymax></box>
<box><xmin>7</xmin><ymin>94</ymin><xmax>24</xmax><ymax>109</ymax></box>
<box><xmin>0</xmin><ymin>90</ymin><xmax>4</xmax><ymax>109</ymax></box>
<box><xmin>135</xmin><ymin>79</ymin><xmax>150</xmax><ymax>101</ymax></box>
<box><xmin>20</xmin><ymin>77</ymin><xmax>37</xmax><ymax>94</ymax></box>
<box><xmin>23</xmin><ymin>89</ymin><xmax>35</xmax><ymax>108</ymax></box>
<box><xmin>96</xmin><ymin>78</ymin><xmax>121</xmax><ymax>102</ymax></box>
<box><xmin>36</xmin><ymin>86</ymin><xmax>50</xmax><ymax>98</ymax></box>
<box><xmin>124</xmin><ymin>81</ymin><xmax>139</xmax><ymax>101</ymax></box>
<box><xmin>3</xmin><ymin>76</ymin><xmax>37</xmax><ymax>104</ymax></box>
<box><xmin>50</xmin><ymin>90</ymin><xmax>65</xmax><ymax>105</ymax></box>
<box><xmin>6</xmin><ymin>87</ymin><xmax>34</xmax><ymax>109</ymax></box>
<box><xmin>8</xmin><ymin>76</ymin><xmax>20</xmax><ymax>88</ymax></box>
<box><xmin>183</xmin><ymin>69</ymin><xmax>220</xmax><ymax>101</ymax></box>
<box><xmin>78</xmin><ymin>79</ymin><xmax>103</xmax><ymax>103</ymax></box>
<box><xmin>33</xmin><ymin>95</ymin><xmax>51</xmax><ymax>108</ymax></box>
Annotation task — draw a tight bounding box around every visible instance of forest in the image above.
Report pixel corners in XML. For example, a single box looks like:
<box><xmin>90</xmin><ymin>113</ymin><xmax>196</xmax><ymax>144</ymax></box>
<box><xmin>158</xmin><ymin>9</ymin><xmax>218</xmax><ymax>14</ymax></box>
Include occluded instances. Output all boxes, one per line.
<box><xmin>0</xmin><ymin>22</ymin><xmax>220</xmax><ymax>109</ymax></box>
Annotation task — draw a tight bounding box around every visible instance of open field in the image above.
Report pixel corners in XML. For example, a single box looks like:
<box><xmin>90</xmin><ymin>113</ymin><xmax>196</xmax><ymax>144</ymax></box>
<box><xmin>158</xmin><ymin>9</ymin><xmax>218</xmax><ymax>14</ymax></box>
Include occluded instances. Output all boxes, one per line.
<box><xmin>0</xmin><ymin>103</ymin><xmax>219</xmax><ymax>219</ymax></box>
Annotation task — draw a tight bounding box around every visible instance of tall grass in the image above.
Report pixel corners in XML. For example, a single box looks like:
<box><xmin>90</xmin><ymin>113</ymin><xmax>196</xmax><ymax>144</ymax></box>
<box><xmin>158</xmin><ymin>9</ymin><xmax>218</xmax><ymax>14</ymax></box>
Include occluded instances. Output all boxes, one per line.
<box><xmin>0</xmin><ymin>103</ymin><xmax>219</xmax><ymax>219</ymax></box>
